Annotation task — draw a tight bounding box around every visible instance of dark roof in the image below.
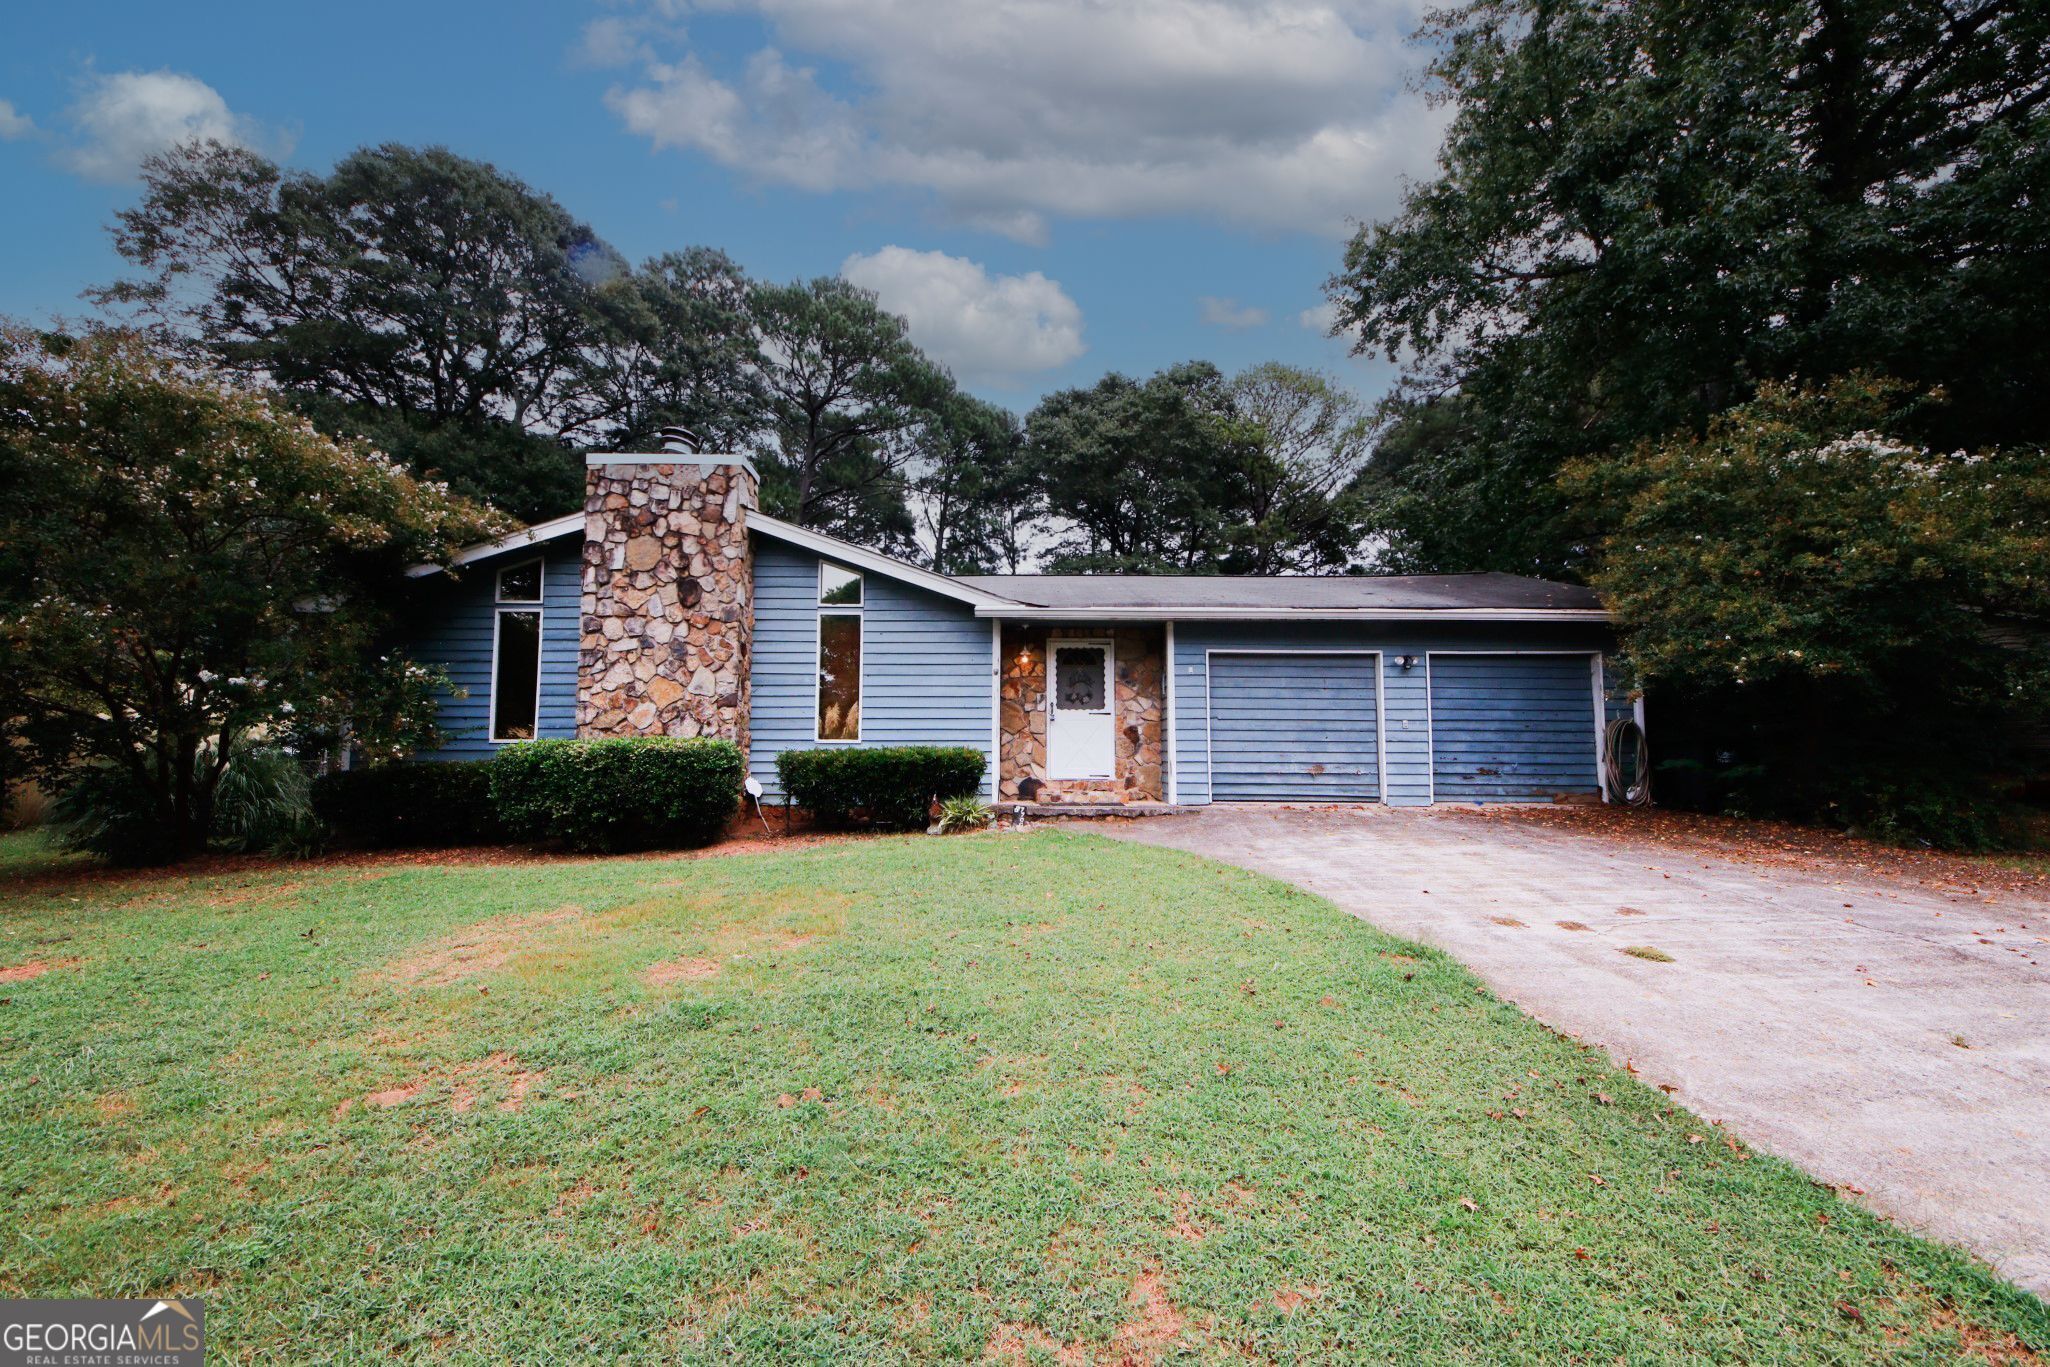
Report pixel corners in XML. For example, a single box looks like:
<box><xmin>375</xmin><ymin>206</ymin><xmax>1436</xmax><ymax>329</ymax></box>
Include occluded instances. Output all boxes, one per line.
<box><xmin>953</xmin><ymin>571</ymin><xmax>1603</xmax><ymax>613</ymax></box>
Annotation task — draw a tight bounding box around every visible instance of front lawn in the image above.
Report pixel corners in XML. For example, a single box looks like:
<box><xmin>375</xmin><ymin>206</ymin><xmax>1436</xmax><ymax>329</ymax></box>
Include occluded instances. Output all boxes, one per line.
<box><xmin>1</xmin><ymin>830</ymin><xmax>2042</xmax><ymax>1361</ymax></box>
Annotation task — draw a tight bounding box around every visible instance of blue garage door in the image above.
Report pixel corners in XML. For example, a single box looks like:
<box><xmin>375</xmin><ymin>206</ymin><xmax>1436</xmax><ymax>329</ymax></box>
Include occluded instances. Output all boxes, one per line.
<box><xmin>1430</xmin><ymin>654</ymin><xmax>1599</xmax><ymax>801</ymax></box>
<box><xmin>1209</xmin><ymin>653</ymin><xmax>1379</xmax><ymax>801</ymax></box>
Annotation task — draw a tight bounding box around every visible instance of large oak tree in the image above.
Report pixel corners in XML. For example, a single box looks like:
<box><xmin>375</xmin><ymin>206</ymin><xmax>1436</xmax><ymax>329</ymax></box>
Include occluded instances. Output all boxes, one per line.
<box><xmin>1335</xmin><ymin>0</ymin><xmax>2050</xmax><ymax>576</ymax></box>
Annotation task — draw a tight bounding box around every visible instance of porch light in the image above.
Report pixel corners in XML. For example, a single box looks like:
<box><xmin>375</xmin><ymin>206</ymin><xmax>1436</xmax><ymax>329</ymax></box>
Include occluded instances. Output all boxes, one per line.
<box><xmin>1396</xmin><ymin>654</ymin><xmax>1420</xmax><ymax>671</ymax></box>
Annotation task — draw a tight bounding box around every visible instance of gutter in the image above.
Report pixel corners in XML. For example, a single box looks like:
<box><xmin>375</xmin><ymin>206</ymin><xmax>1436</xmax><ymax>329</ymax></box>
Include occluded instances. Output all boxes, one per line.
<box><xmin>969</xmin><ymin>606</ymin><xmax>1612</xmax><ymax>623</ymax></box>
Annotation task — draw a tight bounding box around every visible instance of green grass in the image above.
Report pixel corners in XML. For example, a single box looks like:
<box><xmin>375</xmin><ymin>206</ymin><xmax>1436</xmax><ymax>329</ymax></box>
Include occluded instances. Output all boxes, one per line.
<box><xmin>0</xmin><ymin>830</ymin><xmax>2042</xmax><ymax>1362</ymax></box>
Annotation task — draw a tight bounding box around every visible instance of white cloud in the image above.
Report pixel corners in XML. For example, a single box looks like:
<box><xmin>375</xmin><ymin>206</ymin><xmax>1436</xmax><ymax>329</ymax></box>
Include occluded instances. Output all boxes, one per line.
<box><xmin>1199</xmin><ymin>296</ymin><xmax>1269</xmax><ymax>330</ymax></box>
<box><xmin>597</xmin><ymin>0</ymin><xmax>1448</xmax><ymax>240</ymax></box>
<box><xmin>841</xmin><ymin>245</ymin><xmax>1085</xmax><ymax>386</ymax></box>
<box><xmin>0</xmin><ymin>100</ymin><xmax>34</xmax><ymax>140</ymax></box>
<box><xmin>60</xmin><ymin>69</ymin><xmax>282</xmax><ymax>183</ymax></box>
<box><xmin>1299</xmin><ymin>300</ymin><xmax>1341</xmax><ymax>334</ymax></box>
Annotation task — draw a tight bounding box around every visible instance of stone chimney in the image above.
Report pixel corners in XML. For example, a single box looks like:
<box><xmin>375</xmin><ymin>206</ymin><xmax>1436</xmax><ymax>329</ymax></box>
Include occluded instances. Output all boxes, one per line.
<box><xmin>578</xmin><ymin>428</ymin><xmax>757</xmax><ymax>747</ymax></box>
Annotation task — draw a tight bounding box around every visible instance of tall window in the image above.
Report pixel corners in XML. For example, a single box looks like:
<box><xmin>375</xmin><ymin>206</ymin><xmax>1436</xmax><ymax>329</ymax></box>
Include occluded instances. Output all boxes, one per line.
<box><xmin>816</xmin><ymin>563</ymin><xmax>862</xmax><ymax>742</ymax></box>
<box><xmin>492</xmin><ymin>561</ymin><xmax>543</xmax><ymax>741</ymax></box>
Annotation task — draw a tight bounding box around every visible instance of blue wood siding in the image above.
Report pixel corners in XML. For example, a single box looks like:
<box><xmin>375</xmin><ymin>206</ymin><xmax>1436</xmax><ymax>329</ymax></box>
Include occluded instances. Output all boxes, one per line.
<box><xmin>1171</xmin><ymin>621</ymin><xmax>1619</xmax><ymax>806</ymax></box>
<box><xmin>750</xmin><ymin>538</ymin><xmax>995</xmax><ymax>798</ymax></box>
<box><xmin>1429</xmin><ymin>653</ymin><xmax>1599</xmax><ymax>800</ymax></box>
<box><xmin>1209</xmin><ymin>653</ymin><xmax>1380</xmax><ymax>801</ymax></box>
<box><xmin>406</xmin><ymin>538</ymin><xmax>583</xmax><ymax>761</ymax></box>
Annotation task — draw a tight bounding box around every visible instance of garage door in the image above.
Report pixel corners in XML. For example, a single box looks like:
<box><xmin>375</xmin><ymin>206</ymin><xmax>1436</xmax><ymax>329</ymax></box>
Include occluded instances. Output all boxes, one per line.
<box><xmin>1209</xmin><ymin>653</ymin><xmax>1379</xmax><ymax>801</ymax></box>
<box><xmin>1429</xmin><ymin>654</ymin><xmax>1599</xmax><ymax>801</ymax></box>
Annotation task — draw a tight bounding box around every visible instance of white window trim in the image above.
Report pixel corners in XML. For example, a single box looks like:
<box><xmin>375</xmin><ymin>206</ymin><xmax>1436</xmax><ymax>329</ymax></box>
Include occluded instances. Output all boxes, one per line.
<box><xmin>813</xmin><ymin>606</ymin><xmax>865</xmax><ymax>744</ymax></box>
<box><xmin>488</xmin><ymin>604</ymin><xmax>545</xmax><ymax>744</ymax></box>
<box><xmin>495</xmin><ymin>558</ymin><xmax>544</xmax><ymax>604</ymax></box>
<box><xmin>818</xmin><ymin>560</ymin><xmax>864</xmax><ymax>607</ymax></box>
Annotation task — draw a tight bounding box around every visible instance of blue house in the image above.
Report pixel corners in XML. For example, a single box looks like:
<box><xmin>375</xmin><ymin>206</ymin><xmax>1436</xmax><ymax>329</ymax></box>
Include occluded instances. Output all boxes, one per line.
<box><xmin>404</xmin><ymin>437</ymin><xmax>1637</xmax><ymax>808</ymax></box>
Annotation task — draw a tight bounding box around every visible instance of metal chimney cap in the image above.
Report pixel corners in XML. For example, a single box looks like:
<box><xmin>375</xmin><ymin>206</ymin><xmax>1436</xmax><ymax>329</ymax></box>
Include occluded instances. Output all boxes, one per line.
<box><xmin>657</xmin><ymin>425</ymin><xmax>701</xmax><ymax>455</ymax></box>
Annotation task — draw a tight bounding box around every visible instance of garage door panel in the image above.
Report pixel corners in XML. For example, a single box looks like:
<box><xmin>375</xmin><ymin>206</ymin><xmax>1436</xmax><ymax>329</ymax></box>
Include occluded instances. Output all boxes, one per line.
<box><xmin>1210</xmin><ymin>654</ymin><xmax>1379</xmax><ymax>802</ymax></box>
<box><xmin>1430</xmin><ymin>655</ymin><xmax>1599</xmax><ymax>801</ymax></box>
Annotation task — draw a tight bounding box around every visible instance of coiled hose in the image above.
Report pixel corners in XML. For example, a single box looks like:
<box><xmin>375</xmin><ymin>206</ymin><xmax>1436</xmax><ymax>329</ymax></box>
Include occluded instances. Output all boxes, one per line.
<box><xmin>1603</xmin><ymin>716</ymin><xmax>1652</xmax><ymax>807</ymax></box>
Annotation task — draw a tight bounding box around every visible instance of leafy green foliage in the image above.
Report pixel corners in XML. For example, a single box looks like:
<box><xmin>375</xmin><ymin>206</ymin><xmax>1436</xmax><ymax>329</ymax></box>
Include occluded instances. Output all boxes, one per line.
<box><xmin>289</xmin><ymin>395</ymin><xmax>583</xmax><ymax>526</ymax></box>
<box><xmin>749</xmin><ymin>276</ymin><xmax>954</xmax><ymax>551</ymax></box>
<box><xmin>311</xmin><ymin>761</ymin><xmax>505</xmax><ymax>849</ymax></box>
<box><xmin>1335</xmin><ymin>0</ymin><xmax>2050</xmax><ymax>575</ymax></box>
<box><xmin>775</xmin><ymin>745</ymin><xmax>987</xmax><ymax>829</ymax></box>
<box><xmin>1022</xmin><ymin>361</ymin><xmax>1371</xmax><ymax>574</ymax></box>
<box><xmin>100</xmin><ymin>141</ymin><xmax>626</xmax><ymax>442</ymax></box>
<box><xmin>1568</xmin><ymin>377</ymin><xmax>2050</xmax><ymax>846</ymax></box>
<box><xmin>912</xmin><ymin>394</ymin><xmax>1033</xmax><ymax>574</ymax></box>
<box><xmin>1220</xmin><ymin>362</ymin><xmax>1373</xmax><ymax>574</ymax></box>
<box><xmin>489</xmin><ymin>738</ymin><xmax>743</xmax><ymax>853</ymax></box>
<box><xmin>45</xmin><ymin>764</ymin><xmax>182</xmax><ymax>867</ymax></box>
<box><xmin>935</xmin><ymin>793</ymin><xmax>995</xmax><ymax>834</ymax></box>
<box><xmin>211</xmin><ymin>746</ymin><xmax>322</xmax><ymax>855</ymax></box>
<box><xmin>589</xmin><ymin>247</ymin><xmax>765</xmax><ymax>456</ymax></box>
<box><xmin>49</xmin><ymin>745</ymin><xmax>320</xmax><ymax>864</ymax></box>
<box><xmin>0</xmin><ymin>328</ymin><xmax>502</xmax><ymax>860</ymax></box>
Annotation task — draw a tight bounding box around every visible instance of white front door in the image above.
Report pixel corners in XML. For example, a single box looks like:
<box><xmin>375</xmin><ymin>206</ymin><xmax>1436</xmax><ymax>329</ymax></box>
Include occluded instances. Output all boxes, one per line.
<box><xmin>1047</xmin><ymin>640</ymin><xmax>1116</xmax><ymax>779</ymax></box>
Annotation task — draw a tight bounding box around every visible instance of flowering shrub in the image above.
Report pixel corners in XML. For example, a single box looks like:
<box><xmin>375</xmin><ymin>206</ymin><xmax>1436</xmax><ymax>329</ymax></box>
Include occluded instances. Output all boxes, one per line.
<box><xmin>1566</xmin><ymin>376</ymin><xmax>2050</xmax><ymax>847</ymax></box>
<box><xmin>0</xmin><ymin>327</ymin><xmax>505</xmax><ymax>861</ymax></box>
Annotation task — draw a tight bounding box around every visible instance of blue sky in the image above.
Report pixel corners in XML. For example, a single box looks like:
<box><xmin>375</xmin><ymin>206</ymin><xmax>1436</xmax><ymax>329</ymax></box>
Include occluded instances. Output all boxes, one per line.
<box><xmin>0</xmin><ymin>0</ymin><xmax>1438</xmax><ymax>412</ymax></box>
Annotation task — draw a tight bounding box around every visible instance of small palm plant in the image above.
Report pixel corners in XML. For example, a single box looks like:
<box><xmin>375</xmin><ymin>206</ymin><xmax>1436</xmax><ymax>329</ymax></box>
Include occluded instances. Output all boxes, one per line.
<box><xmin>935</xmin><ymin>794</ymin><xmax>994</xmax><ymax>834</ymax></box>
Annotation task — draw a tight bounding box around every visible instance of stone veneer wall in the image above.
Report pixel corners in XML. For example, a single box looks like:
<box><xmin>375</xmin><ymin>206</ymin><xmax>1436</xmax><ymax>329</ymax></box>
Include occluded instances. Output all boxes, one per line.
<box><xmin>578</xmin><ymin>460</ymin><xmax>755</xmax><ymax>746</ymax></box>
<box><xmin>998</xmin><ymin>622</ymin><xmax>1164</xmax><ymax>803</ymax></box>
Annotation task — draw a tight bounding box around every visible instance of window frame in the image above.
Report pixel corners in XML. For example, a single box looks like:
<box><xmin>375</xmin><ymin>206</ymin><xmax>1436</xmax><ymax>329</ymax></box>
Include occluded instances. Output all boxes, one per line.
<box><xmin>489</xmin><ymin>559</ymin><xmax>544</xmax><ymax>744</ymax></box>
<box><xmin>813</xmin><ymin>564</ymin><xmax>865</xmax><ymax>744</ymax></box>
<box><xmin>818</xmin><ymin>560</ymin><xmax>864</xmax><ymax>607</ymax></box>
<box><xmin>489</xmin><ymin>605</ymin><xmax>545</xmax><ymax>743</ymax></box>
<box><xmin>496</xmin><ymin>558</ymin><xmax>543</xmax><ymax>604</ymax></box>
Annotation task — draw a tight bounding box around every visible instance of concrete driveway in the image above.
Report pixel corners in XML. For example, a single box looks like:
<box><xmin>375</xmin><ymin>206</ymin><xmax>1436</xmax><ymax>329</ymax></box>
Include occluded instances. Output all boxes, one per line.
<box><xmin>1102</xmin><ymin>804</ymin><xmax>2050</xmax><ymax>1298</ymax></box>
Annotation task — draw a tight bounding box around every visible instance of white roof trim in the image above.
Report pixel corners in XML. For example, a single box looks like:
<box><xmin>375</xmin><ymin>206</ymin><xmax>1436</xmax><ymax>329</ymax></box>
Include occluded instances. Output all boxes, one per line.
<box><xmin>406</xmin><ymin>513</ymin><xmax>582</xmax><ymax>578</ymax></box>
<box><xmin>971</xmin><ymin>605</ymin><xmax>1611</xmax><ymax>622</ymax></box>
<box><xmin>411</xmin><ymin>509</ymin><xmax>1604</xmax><ymax>622</ymax></box>
<box><xmin>748</xmin><ymin>513</ymin><xmax>1015</xmax><ymax>608</ymax></box>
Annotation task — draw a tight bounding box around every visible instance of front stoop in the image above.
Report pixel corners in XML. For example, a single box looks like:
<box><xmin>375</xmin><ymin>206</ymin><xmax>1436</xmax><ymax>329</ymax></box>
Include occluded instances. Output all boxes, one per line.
<box><xmin>1003</xmin><ymin>802</ymin><xmax>1197</xmax><ymax>820</ymax></box>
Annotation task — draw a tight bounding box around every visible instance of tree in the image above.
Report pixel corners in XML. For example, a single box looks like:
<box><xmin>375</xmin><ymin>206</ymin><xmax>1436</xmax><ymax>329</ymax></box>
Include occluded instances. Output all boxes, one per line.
<box><xmin>748</xmin><ymin>277</ymin><xmax>954</xmax><ymax>548</ymax></box>
<box><xmin>1333</xmin><ymin>0</ymin><xmax>2050</xmax><ymax>575</ymax></box>
<box><xmin>1022</xmin><ymin>362</ymin><xmax>1372</xmax><ymax>574</ymax></box>
<box><xmin>587</xmin><ymin>247</ymin><xmax>765</xmax><ymax>453</ymax></box>
<box><xmin>96</xmin><ymin>141</ymin><xmax>630</xmax><ymax>519</ymax></box>
<box><xmin>0</xmin><ymin>328</ymin><xmax>501</xmax><ymax>860</ymax></box>
<box><xmin>1219</xmin><ymin>363</ymin><xmax>1372</xmax><ymax>574</ymax></box>
<box><xmin>911</xmin><ymin>394</ymin><xmax>1034</xmax><ymax>574</ymax></box>
<box><xmin>1565</xmin><ymin>375</ymin><xmax>2050</xmax><ymax>844</ymax></box>
<box><xmin>1024</xmin><ymin>363</ymin><xmax>1242</xmax><ymax>572</ymax></box>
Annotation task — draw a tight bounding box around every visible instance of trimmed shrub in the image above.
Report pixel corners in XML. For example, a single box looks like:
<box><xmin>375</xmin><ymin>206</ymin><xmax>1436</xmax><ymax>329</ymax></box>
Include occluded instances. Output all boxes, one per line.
<box><xmin>776</xmin><ymin>746</ymin><xmax>987</xmax><ymax>829</ymax></box>
<box><xmin>489</xmin><ymin>737</ymin><xmax>743</xmax><ymax>853</ymax></box>
<box><xmin>312</xmin><ymin>760</ymin><xmax>503</xmax><ymax>848</ymax></box>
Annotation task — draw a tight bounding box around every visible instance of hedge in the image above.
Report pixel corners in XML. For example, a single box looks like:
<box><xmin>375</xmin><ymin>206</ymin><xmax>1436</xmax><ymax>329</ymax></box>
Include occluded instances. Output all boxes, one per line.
<box><xmin>489</xmin><ymin>737</ymin><xmax>743</xmax><ymax>852</ymax></box>
<box><xmin>775</xmin><ymin>745</ymin><xmax>987</xmax><ymax>829</ymax></box>
<box><xmin>312</xmin><ymin>761</ymin><xmax>504</xmax><ymax>848</ymax></box>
